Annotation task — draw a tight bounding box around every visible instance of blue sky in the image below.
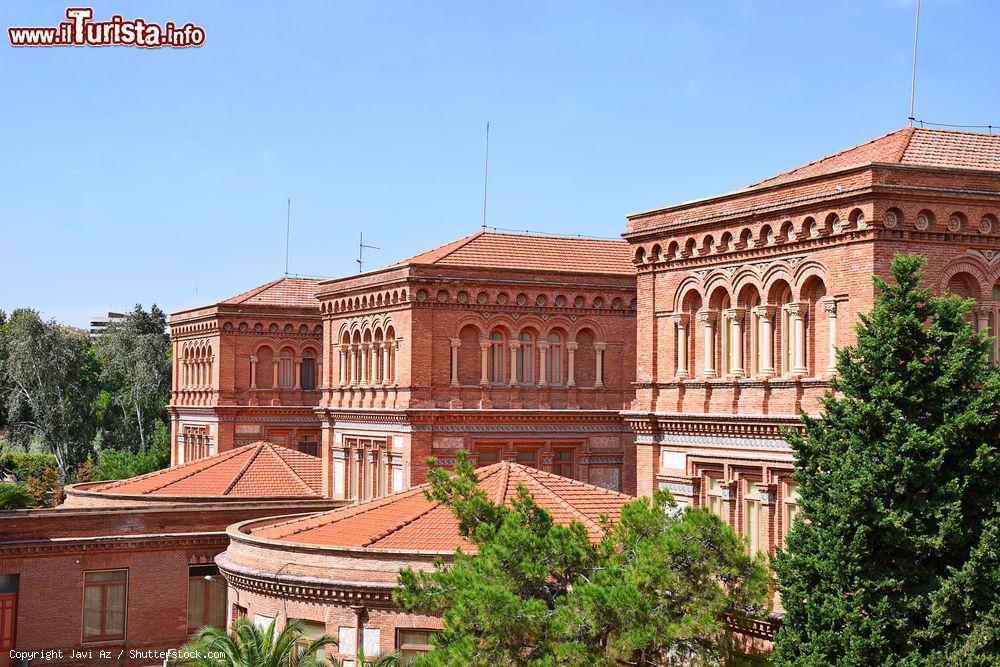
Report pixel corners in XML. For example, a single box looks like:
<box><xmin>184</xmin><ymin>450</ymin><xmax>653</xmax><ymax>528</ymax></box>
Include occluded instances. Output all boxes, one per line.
<box><xmin>2</xmin><ymin>0</ymin><xmax>998</xmax><ymax>327</ymax></box>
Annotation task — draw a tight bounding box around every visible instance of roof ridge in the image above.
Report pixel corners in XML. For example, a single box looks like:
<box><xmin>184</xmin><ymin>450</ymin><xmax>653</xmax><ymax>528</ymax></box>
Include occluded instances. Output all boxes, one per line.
<box><xmin>516</xmin><ymin>463</ymin><xmax>634</xmax><ymax>500</ymax></box>
<box><xmin>268</xmin><ymin>444</ymin><xmax>317</xmax><ymax>495</ymax></box>
<box><xmin>222</xmin><ymin>442</ymin><xmax>265</xmax><ymax>495</ymax></box>
<box><xmin>264</xmin><ymin>485</ymin><xmax>432</xmax><ymax>538</ymax></box>
<box><xmin>512</xmin><ymin>466</ymin><xmax>602</xmax><ymax>534</ymax></box>
<box><xmin>97</xmin><ymin>444</ymin><xmax>246</xmax><ymax>493</ymax></box>
<box><xmin>894</xmin><ymin>125</ymin><xmax>917</xmax><ymax>162</ymax></box>
<box><xmin>360</xmin><ymin>499</ymin><xmax>444</xmax><ymax>548</ymax></box>
<box><xmin>222</xmin><ymin>277</ymin><xmax>286</xmax><ymax>305</ymax></box>
<box><xmin>390</xmin><ymin>231</ymin><xmax>484</xmax><ymax>268</ymax></box>
<box><xmin>748</xmin><ymin>126</ymin><xmax>911</xmax><ymax>188</ymax></box>
<box><xmin>497</xmin><ymin>462</ymin><xmax>512</xmax><ymax>505</ymax></box>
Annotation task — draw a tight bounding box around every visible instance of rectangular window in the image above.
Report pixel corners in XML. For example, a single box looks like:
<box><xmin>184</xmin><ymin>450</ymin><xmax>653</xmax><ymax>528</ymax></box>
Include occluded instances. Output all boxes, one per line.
<box><xmin>301</xmin><ymin>357</ymin><xmax>317</xmax><ymax>390</ymax></box>
<box><xmin>363</xmin><ymin>627</ymin><xmax>381</xmax><ymax>657</ymax></box>
<box><xmin>187</xmin><ymin>565</ymin><xmax>226</xmax><ymax>633</ymax></box>
<box><xmin>552</xmin><ymin>449</ymin><xmax>574</xmax><ymax>478</ymax></box>
<box><xmin>293</xmin><ymin>620</ymin><xmax>327</xmax><ymax>660</ymax></box>
<box><xmin>232</xmin><ymin>604</ymin><xmax>248</xmax><ymax>622</ymax></box>
<box><xmin>744</xmin><ymin>481</ymin><xmax>764</xmax><ymax>554</ymax></box>
<box><xmin>515</xmin><ymin>448</ymin><xmax>538</xmax><ymax>468</ymax></box>
<box><xmin>706</xmin><ymin>477</ymin><xmax>725</xmax><ymax>521</ymax></box>
<box><xmin>298</xmin><ymin>436</ymin><xmax>318</xmax><ymax>458</ymax></box>
<box><xmin>784</xmin><ymin>481</ymin><xmax>800</xmax><ymax>546</ymax></box>
<box><xmin>339</xmin><ymin>626</ymin><xmax>356</xmax><ymax>655</ymax></box>
<box><xmin>476</xmin><ymin>448</ymin><xmax>501</xmax><ymax>467</ymax></box>
<box><xmin>397</xmin><ymin>628</ymin><xmax>435</xmax><ymax>660</ymax></box>
<box><xmin>83</xmin><ymin>570</ymin><xmax>127</xmax><ymax>642</ymax></box>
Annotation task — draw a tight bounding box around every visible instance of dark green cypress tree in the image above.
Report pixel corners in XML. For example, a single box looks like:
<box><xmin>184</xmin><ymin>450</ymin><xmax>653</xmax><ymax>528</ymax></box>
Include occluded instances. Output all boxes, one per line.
<box><xmin>773</xmin><ymin>254</ymin><xmax>1000</xmax><ymax>666</ymax></box>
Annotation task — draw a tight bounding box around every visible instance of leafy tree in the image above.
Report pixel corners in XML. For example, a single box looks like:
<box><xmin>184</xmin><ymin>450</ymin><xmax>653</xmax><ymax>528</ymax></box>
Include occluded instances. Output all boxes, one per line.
<box><xmin>0</xmin><ymin>309</ymin><xmax>97</xmax><ymax>476</ymax></box>
<box><xmin>90</xmin><ymin>443</ymin><xmax>170</xmax><ymax>481</ymax></box>
<box><xmin>0</xmin><ymin>482</ymin><xmax>36</xmax><ymax>510</ymax></box>
<box><xmin>180</xmin><ymin>617</ymin><xmax>335</xmax><ymax>667</ymax></box>
<box><xmin>773</xmin><ymin>254</ymin><xmax>1000</xmax><ymax>666</ymax></box>
<box><xmin>395</xmin><ymin>451</ymin><xmax>770</xmax><ymax>666</ymax></box>
<box><xmin>93</xmin><ymin>305</ymin><xmax>171</xmax><ymax>452</ymax></box>
<box><xmin>0</xmin><ymin>449</ymin><xmax>59</xmax><ymax>483</ymax></box>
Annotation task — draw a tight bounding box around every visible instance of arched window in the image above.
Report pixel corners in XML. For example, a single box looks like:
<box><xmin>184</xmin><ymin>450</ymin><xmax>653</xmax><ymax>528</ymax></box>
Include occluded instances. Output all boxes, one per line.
<box><xmin>301</xmin><ymin>350</ymin><xmax>316</xmax><ymax>390</ymax></box>
<box><xmin>278</xmin><ymin>349</ymin><xmax>294</xmax><ymax>389</ymax></box>
<box><xmin>547</xmin><ymin>332</ymin><xmax>563</xmax><ymax>385</ymax></box>
<box><xmin>517</xmin><ymin>331</ymin><xmax>534</xmax><ymax>384</ymax></box>
<box><xmin>488</xmin><ymin>331</ymin><xmax>505</xmax><ymax>384</ymax></box>
<box><xmin>255</xmin><ymin>347</ymin><xmax>274</xmax><ymax>388</ymax></box>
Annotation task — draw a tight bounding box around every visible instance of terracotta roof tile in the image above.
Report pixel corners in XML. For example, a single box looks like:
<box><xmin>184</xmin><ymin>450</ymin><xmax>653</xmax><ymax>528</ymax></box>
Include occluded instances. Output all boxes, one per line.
<box><xmin>253</xmin><ymin>462</ymin><xmax>632</xmax><ymax>551</ymax></box>
<box><xmin>387</xmin><ymin>231</ymin><xmax>633</xmax><ymax>276</ymax></box>
<box><xmin>220</xmin><ymin>277</ymin><xmax>321</xmax><ymax>308</ymax></box>
<box><xmin>749</xmin><ymin>126</ymin><xmax>1000</xmax><ymax>188</ymax></box>
<box><xmin>92</xmin><ymin>442</ymin><xmax>321</xmax><ymax>498</ymax></box>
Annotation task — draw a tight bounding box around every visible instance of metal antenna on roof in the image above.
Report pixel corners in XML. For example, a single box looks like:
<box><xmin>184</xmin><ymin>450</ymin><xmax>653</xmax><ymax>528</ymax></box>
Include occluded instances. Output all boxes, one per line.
<box><xmin>284</xmin><ymin>198</ymin><xmax>291</xmax><ymax>276</ymax></box>
<box><xmin>908</xmin><ymin>0</ymin><xmax>921</xmax><ymax>124</ymax></box>
<box><xmin>357</xmin><ymin>232</ymin><xmax>380</xmax><ymax>273</ymax></box>
<box><xmin>482</xmin><ymin>121</ymin><xmax>490</xmax><ymax>230</ymax></box>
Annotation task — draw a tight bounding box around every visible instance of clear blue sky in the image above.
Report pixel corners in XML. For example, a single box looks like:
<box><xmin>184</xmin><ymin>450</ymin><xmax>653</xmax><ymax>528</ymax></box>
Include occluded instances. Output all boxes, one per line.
<box><xmin>3</xmin><ymin>1</ymin><xmax>998</xmax><ymax>327</ymax></box>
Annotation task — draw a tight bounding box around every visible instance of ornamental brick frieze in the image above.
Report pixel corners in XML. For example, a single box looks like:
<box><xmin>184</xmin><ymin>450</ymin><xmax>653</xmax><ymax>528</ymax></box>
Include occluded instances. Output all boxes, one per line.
<box><xmin>624</xmin><ymin>412</ymin><xmax>803</xmax><ymax>440</ymax></box>
<box><xmin>0</xmin><ymin>534</ymin><xmax>226</xmax><ymax>558</ymax></box>
<box><xmin>220</xmin><ymin>568</ymin><xmax>396</xmax><ymax>608</ymax></box>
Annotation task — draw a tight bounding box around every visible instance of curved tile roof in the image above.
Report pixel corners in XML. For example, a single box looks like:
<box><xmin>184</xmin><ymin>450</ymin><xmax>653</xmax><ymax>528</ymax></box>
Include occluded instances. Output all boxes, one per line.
<box><xmin>220</xmin><ymin>276</ymin><xmax>321</xmax><ymax>308</ymax></box>
<box><xmin>91</xmin><ymin>442</ymin><xmax>322</xmax><ymax>498</ymax></box>
<box><xmin>749</xmin><ymin>126</ymin><xmax>1000</xmax><ymax>188</ymax></box>
<box><xmin>252</xmin><ymin>462</ymin><xmax>632</xmax><ymax>551</ymax></box>
<box><xmin>387</xmin><ymin>231</ymin><xmax>634</xmax><ymax>276</ymax></box>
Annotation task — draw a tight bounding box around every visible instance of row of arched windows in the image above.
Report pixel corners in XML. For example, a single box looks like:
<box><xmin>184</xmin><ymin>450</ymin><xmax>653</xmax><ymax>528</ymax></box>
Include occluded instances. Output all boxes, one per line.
<box><xmin>453</xmin><ymin>325</ymin><xmax>607</xmax><ymax>388</ymax></box>
<box><xmin>338</xmin><ymin>323</ymin><xmax>398</xmax><ymax>388</ymax></box>
<box><xmin>250</xmin><ymin>345</ymin><xmax>319</xmax><ymax>391</ymax></box>
<box><xmin>946</xmin><ymin>271</ymin><xmax>1000</xmax><ymax>364</ymax></box>
<box><xmin>673</xmin><ymin>276</ymin><xmax>834</xmax><ymax>380</ymax></box>
<box><xmin>179</xmin><ymin>340</ymin><xmax>213</xmax><ymax>390</ymax></box>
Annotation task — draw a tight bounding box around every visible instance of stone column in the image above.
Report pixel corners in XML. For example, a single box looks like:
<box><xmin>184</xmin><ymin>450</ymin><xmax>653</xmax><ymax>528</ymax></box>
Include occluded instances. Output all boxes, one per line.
<box><xmin>360</xmin><ymin>344</ymin><xmax>370</xmax><ymax>386</ymax></box>
<box><xmin>479</xmin><ymin>339</ymin><xmax>490</xmax><ymax>386</ymax></box>
<box><xmin>566</xmin><ymin>342</ymin><xmax>578</xmax><ymax>387</ymax></box>
<box><xmin>339</xmin><ymin>345</ymin><xmax>349</xmax><ymax>387</ymax></box>
<box><xmin>675</xmin><ymin>314</ymin><xmax>690</xmax><ymax>379</ymax></box>
<box><xmin>272</xmin><ymin>359</ymin><xmax>279</xmax><ymax>388</ymax></box>
<box><xmin>698</xmin><ymin>310</ymin><xmax>716</xmax><ymax>379</ymax></box>
<box><xmin>538</xmin><ymin>342</ymin><xmax>549</xmax><ymax>387</ymax></box>
<box><xmin>595</xmin><ymin>342</ymin><xmax>607</xmax><ymax>388</ymax></box>
<box><xmin>450</xmin><ymin>338</ymin><xmax>461</xmax><ymax>387</ymax></box>
<box><xmin>822</xmin><ymin>299</ymin><xmax>839</xmax><ymax>374</ymax></box>
<box><xmin>726</xmin><ymin>308</ymin><xmax>745</xmax><ymax>377</ymax></box>
<box><xmin>509</xmin><ymin>341</ymin><xmax>520</xmax><ymax>386</ymax></box>
<box><xmin>786</xmin><ymin>302</ymin><xmax>808</xmax><ymax>375</ymax></box>
<box><xmin>249</xmin><ymin>355</ymin><xmax>257</xmax><ymax>389</ymax></box>
<box><xmin>754</xmin><ymin>305</ymin><xmax>776</xmax><ymax>378</ymax></box>
<box><xmin>381</xmin><ymin>342</ymin><xmax>390</xmax><ymax>385</ymax></box>
<box><xmin>975</xmin><ymin>305</ymin><xmax>991</xmax><ymax>333</ymax></box>
<box><xmin>295</xmin><ymin>360</ymin><xmax>302</xmax><ymax>390</ymax></box>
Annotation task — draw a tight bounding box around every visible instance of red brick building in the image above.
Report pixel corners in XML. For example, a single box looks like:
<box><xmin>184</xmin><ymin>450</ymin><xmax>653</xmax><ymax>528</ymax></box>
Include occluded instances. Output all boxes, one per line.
<box><xmin>0</xmin><ymin>443</ymin><xmax>345</xmax><ymax>667</ymax></box>
<box><xmin>217</xmin><ymin>462</ymin><xmax>632</xmax><ymax>664</ymax></box>
<box><xmin>168</xmin><ymin>278</ymin><xmax>324</xmax><ymax>465</ymax></box>
<box><xmin>624</xmin><ymin>126</ymin><xmax>1000</xmax><ymax>557</ymax></box>
<box><xmin>314</xmin><ymin>231</ymin><xmax>638</xmax><ymax>497</ymax></box>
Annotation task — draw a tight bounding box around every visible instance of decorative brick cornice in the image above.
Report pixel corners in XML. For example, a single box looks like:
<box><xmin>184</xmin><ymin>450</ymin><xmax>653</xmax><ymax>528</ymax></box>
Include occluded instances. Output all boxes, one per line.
<box><xmin>0</xmin><ymin>532</ymin><xmax>227</xmax><ymax>558</ymax></box>
<box><xmin>623</xmin><ymin>411</ymin><xmax>804</xmax><ymax>439</ymax></box>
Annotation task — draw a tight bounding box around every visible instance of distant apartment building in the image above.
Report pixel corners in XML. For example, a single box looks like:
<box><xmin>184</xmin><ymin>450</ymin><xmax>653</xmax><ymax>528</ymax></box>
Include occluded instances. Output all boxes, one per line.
<box><xmin>88</xmin><ymin>312</ymin><xmax>125</xmax><ymax>338</ymax></box>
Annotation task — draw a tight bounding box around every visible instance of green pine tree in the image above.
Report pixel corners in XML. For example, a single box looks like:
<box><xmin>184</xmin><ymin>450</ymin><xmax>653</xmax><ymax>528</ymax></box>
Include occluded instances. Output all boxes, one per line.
<box><xmin>773</xmin><ymin>254</ymin><xmax>1000</xmax><ymax>666</ymax></box>
<box><xmin>395</xmin><ymin>451</ymin><xmax>770</xmax><ymax>666</ymax></box>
